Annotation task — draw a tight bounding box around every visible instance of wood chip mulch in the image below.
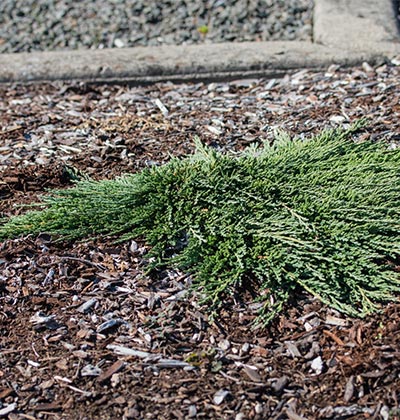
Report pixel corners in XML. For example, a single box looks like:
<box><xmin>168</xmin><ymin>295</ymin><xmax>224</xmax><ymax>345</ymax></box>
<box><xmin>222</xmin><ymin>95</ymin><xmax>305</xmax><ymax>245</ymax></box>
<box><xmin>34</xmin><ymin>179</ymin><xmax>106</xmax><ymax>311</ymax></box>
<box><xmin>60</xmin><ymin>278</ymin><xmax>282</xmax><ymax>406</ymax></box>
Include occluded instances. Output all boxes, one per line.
<box><xmin>1</xmin><ymin>61</ymin><xmax>400</xmax><ymax>419</ymax></box>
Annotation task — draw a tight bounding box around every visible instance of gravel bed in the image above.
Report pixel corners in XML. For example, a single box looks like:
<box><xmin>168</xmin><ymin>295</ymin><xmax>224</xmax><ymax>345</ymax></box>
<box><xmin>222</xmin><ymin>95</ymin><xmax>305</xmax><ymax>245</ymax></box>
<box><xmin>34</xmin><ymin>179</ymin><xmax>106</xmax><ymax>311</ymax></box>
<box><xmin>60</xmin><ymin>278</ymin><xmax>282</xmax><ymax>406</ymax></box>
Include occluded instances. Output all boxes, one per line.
<box><xmin>0</xmin><ymin>0</ymin><xmax>313</xmax><ymax>53</ymax></box>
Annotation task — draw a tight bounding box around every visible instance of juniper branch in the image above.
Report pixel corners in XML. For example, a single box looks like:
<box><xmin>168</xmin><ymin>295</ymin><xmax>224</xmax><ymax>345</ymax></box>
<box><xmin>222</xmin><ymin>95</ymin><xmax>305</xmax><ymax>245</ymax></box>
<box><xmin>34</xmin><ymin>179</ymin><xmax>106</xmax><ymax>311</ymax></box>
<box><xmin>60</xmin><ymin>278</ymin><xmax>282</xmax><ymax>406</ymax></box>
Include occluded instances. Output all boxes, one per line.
<box><xmin>1</xmin><ymin>123</ymin><xmax>399</xmax><ymax>323</ymax></box>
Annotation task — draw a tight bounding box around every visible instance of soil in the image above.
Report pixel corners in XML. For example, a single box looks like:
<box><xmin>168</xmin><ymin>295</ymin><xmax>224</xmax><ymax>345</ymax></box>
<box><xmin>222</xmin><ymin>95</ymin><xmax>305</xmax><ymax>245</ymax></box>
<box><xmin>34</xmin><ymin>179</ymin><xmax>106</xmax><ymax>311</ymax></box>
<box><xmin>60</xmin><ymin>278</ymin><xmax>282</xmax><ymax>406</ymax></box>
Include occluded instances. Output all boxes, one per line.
<box><xmin>1</xmin><ymin>62</ymin><xmax>400</xmax><ymax>420</ymax></box>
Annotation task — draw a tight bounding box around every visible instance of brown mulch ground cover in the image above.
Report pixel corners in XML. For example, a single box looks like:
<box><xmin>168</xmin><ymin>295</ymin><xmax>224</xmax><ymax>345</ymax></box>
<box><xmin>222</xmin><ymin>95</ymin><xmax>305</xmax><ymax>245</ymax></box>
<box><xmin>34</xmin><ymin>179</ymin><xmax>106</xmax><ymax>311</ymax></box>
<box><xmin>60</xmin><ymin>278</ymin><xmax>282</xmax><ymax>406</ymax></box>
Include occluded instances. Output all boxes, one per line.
<box><xmin>1</xmin><ymin>61</ymin><xmax>400</xmax><ymax>420</ymax></box>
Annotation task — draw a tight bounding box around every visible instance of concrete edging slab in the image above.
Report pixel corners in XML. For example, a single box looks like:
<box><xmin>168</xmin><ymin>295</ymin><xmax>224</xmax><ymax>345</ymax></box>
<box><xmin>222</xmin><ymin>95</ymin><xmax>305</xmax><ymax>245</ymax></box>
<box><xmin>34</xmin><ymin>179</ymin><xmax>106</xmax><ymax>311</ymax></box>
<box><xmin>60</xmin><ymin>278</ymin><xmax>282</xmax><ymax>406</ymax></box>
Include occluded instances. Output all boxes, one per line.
<box><xmin>314</xmin><ymin>0</ymin><xmax>400</xmax><ymax>48</ymax></box>
<box><xmin>0</xmin><ymin>0</ymin><xmax>399</xmax><ymax>84</ymax></box>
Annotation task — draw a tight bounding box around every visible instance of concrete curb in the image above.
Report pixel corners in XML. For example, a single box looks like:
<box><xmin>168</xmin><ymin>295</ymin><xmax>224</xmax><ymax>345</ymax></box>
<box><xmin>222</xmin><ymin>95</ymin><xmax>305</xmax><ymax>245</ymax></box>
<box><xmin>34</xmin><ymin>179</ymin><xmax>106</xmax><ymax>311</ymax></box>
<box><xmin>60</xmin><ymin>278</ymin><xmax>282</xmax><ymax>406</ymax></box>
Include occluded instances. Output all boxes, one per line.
<box><xmin>314</xmin><ymin>0</ymin><xmax>400</xmax><ymax>48</ymax></box>
<box><xmin>0</xmin><ymin>0</ymin><xmax>399</xmax><ymax>84</ymax></box>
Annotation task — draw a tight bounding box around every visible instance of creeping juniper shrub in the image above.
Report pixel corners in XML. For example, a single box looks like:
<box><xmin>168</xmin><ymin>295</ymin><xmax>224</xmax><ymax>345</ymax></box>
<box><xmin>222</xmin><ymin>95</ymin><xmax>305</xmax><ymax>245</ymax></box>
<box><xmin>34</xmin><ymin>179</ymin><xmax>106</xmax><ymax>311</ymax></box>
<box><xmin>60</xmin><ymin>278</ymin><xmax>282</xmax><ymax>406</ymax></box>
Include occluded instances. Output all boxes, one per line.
<box><xmin>1</xmin><ymin>122</ymin><xmax>400</xmax><ymax>324</ymax></box>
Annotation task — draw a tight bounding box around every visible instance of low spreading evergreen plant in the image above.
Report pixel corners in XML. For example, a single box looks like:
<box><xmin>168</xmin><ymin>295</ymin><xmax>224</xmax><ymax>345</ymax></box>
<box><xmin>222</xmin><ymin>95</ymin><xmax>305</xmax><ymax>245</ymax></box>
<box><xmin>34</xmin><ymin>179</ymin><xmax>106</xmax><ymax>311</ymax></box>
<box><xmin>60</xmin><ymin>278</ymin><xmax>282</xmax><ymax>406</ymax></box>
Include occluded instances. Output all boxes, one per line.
<box><xmin>1</xmin><ymin>122</ymin><xmax>400</xmax><ymax>324</ymax></box>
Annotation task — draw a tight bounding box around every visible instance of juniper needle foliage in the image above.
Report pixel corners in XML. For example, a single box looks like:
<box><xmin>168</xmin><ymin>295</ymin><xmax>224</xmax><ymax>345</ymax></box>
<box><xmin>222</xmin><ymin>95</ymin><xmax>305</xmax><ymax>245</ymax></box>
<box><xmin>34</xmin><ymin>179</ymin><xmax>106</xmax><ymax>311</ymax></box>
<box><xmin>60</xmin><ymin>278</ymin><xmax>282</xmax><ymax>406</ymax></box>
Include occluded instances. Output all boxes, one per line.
<box><xmin>1</xmin><ymin>124</ymin><xmax>400</xmax><ymax>323</ymax></box>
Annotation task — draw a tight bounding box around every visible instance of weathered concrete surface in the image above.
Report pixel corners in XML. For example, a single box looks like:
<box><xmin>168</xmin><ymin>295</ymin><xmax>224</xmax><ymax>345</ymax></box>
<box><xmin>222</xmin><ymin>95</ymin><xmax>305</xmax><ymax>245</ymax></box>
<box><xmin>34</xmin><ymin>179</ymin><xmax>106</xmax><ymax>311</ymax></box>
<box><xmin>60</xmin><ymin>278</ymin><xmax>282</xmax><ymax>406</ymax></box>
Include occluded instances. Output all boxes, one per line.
<box><xmin>1</xmin><ymin>40</ymin><xmax>399</xmax><ymax>85</ymax></box>
<box><xmin>313</xmin><ymin>0</ymin><xmax>400</xmax><ymax>48</ymax></box>
<box><xmin>0</xmin><ymin>0</ymin><xmax>399</xmax><ymax>84</ymax></box>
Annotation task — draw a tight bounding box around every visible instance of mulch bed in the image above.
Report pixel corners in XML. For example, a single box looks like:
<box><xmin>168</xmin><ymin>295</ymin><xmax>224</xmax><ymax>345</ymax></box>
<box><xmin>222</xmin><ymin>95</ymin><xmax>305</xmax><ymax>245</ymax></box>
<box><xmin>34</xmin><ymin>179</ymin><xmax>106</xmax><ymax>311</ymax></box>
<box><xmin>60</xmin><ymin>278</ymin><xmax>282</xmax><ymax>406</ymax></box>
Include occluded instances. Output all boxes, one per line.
<box><xmin>1</xmin><ymin>61</ymin><xmax>400</xmax><ymax>419</ymax></box>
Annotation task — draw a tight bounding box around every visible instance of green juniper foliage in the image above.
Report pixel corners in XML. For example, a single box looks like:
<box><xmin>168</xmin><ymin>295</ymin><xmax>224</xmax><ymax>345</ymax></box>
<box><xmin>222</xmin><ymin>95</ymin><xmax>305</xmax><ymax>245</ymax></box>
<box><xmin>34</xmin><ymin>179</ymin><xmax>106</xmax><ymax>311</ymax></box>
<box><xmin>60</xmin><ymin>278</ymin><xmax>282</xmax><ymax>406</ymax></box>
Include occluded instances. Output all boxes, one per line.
<box><xmin>1</xmin><ymin>123</ymin><xmax>400</xmax><ymax>323</ymax></box>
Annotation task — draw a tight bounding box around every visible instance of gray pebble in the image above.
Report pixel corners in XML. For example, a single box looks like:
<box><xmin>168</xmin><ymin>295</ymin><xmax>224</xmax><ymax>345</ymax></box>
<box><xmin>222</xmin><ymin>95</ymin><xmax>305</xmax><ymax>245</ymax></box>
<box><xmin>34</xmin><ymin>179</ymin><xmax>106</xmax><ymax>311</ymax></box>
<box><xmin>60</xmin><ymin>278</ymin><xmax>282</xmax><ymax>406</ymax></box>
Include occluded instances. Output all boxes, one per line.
<box><xmin>0</xmin><ymin>0</ymin><xmax>314</xmax><ymax>53</ymax></box>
